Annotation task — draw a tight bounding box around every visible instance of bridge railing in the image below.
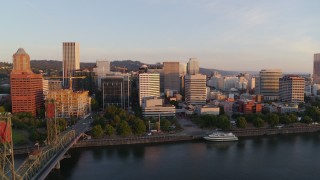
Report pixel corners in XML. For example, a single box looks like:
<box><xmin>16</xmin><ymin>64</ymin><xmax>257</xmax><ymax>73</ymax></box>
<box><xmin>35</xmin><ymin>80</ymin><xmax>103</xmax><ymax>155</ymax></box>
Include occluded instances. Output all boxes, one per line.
<box><xmin>16</xmin><ymin>130</ymin><xmax>76</xmax><ymax>180</ymax></box>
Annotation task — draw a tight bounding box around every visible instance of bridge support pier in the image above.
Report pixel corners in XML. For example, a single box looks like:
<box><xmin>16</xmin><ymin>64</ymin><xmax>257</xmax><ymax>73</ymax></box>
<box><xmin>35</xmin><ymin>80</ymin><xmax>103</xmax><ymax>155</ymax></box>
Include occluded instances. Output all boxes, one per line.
<box><xmin>55</xmin><ymin>161</ymin><xmax>60</xmax><ymax>169</ymax></box>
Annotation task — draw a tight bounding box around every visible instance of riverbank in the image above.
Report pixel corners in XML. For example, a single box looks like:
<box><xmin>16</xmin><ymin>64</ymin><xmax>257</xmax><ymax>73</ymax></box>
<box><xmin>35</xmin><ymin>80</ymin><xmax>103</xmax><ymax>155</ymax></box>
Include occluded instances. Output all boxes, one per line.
<box><xmin>13</xmin><ymin>124</ymin><xmax>320</xmax><ymax>154</ymax></box>
<box><xmin>73</xmin><ymin>124</ymin><xmax>320</xmax><ymax>148</ymax></box>
<box><xmin>72</xmin><ymin>135</ymin><xmax>200</xmax><ymax>148</ymax></box>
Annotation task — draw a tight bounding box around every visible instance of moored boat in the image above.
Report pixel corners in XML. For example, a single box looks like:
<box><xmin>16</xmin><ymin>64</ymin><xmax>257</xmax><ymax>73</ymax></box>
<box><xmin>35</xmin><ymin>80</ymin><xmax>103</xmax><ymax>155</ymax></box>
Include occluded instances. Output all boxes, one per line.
<box><xmin>203</xmin><ymin>132</ymin><xmax>238</xmax><ymax>142</ymax></box>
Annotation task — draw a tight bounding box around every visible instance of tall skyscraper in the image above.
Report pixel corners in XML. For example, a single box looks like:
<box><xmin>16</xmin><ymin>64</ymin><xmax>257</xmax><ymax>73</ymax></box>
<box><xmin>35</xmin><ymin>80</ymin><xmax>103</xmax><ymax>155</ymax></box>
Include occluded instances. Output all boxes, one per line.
<box><xmin>185</xmin><ymin>74</ymin><xmax>207</xmax><ymax>106</ymax></box>
<box><xmin>101</xmin><ymin>74</ymin><xmax>131</xmax><ymax>110</ymax></box>
<box><xmin>139</xmin><ymin>73</ymin><xmax>160</xmax><ymax>106</ymax></box>
<box><xmin>255</xmin><ymin>69</ymin><xmax>282</xmax><ymax>101</ymax></box>
<box><xmin>187</xmin><ymin>58</ymin><xmax>199</xmax><ymax>75</ymax></box>
<box><xmin>279</xmin><ymin>75</ymin><xmax>305</xmax><ymax>104</ymax></box>
<box><xmin>10</xmin><ymin>48</ymin><xmax>43</xmax><ymax>116</ymax></box>
<box><xmin>313</xmin><ymin>53</ymin><xmax>320</xmax><ymax>84</ymax></box>
<box><xmin>163</xmin><ymin>62</ymin><xmax>180</xmax><ymax>93</ymax></box>
<box><xmin>63</xmin><ymin>42</ymin><xmax>80</xmax><ymax>87</ymax></box>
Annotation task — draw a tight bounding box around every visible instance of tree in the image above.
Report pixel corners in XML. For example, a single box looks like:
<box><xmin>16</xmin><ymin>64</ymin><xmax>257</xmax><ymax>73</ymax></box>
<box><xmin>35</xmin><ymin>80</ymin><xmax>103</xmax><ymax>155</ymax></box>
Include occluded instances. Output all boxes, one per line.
<box><xmin>105</xmin><ymin>124</ymin><xmax>116</xmax><ymax>136</ymax></box>
<box><xmin>112</xmin><ymin>115</ymin><xmax>121</xmax><ymax>126</ymax></box>
<box><xmin>217</xmin><ymin>115</ymin><xmax>231</xmax><ymax>130</ymax></box>
<box><xmin>91</xmin><ymin>98</ymin><xmax>99</xmax><ymax>111</ymax></box>
<box><xmin>236</xmin><ymin>117</ymin><xmax>247</xmax><ymax>128</ymax></box>
<box><xmin>160</xmin><ymin>119</ymin><xmax>171</xmax><ymax>131</ymax></box>
<box><xmin>267</xmin><ymin>113</ymin><xmax>279</xmax><ymax>127</ymax></box>
<box><xmin>279</xmin><ymin>114</ymin><xmax>291</xmax><ymax>124</ymax></box>
<box><xmin>219</xmin><ymin>106</ymin><xmax>225</xmax><ymax>115</ymax></box>
<box><xmin>57</xmin><ymin>118</ymin><xmax>67</xmax><ymax>131</ymax></box>
<box><xmin>301</xmin><ymin>116</ymin><xmax>312</xmax><ymax>124</ymax></box>
<box><xmin>92</xmin><ymin>125</ymin><xmax>104</xmax><ymax>138</ymax></box>
<box><xmin>117</xmin><ymin>120</ymin><xmax>132</xmax><ymax>136</ymax></box>
<box><xmin>132</xmin><ymin>119</ymin><xmax>146</xmax><ymax>135</ymax></box>
<box><xmin>253</xmin><ymin>117</ymin><xmax>264</xmax><ymax>128</ymax></box>
<box><xmin>289</xmin><ymin>113</ymin><xmax>298</xmax><ymax>123</ymax></box>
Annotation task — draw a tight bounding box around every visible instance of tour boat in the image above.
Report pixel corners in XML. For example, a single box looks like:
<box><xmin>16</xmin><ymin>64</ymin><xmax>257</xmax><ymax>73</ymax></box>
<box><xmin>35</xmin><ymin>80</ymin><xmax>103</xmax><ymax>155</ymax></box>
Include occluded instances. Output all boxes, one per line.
<box><xmin>203</xmin><ymin>132</ymin><xmax>238</xmax><ymax>142</ymax></box>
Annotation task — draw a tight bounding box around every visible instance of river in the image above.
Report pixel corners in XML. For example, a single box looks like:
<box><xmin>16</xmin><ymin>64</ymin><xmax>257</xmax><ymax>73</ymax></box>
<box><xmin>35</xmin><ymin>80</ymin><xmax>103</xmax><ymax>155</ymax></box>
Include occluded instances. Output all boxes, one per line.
<box><xmin>20</xmin><ymin>133</ymin><xmax>320</xmax><ymax>180</ymax></box>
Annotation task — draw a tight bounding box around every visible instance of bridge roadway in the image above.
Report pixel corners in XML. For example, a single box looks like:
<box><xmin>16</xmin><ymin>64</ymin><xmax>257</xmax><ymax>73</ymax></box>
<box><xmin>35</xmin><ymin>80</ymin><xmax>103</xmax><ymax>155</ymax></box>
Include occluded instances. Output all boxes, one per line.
<box><xmin>16</xmin><ymin>114</ymin><xmax>92</xmax><ymax>180</ymax></box>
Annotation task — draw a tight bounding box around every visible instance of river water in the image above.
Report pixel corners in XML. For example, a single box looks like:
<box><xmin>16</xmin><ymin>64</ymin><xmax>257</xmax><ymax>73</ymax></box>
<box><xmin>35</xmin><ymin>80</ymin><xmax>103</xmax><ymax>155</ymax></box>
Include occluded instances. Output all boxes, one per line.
<box><xmin>38</xmin><ymin>133</ymin><xmax>320</xmax><ymax>180</ymax></box>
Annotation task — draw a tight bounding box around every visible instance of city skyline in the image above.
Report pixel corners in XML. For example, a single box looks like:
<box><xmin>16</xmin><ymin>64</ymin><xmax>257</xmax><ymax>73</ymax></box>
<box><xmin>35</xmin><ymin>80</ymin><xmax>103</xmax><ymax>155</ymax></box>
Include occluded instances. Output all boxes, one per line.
<box><xmin>1</xmin><ymin>1</ymin><xmax>320</xmax><ymax>73</ymax></box>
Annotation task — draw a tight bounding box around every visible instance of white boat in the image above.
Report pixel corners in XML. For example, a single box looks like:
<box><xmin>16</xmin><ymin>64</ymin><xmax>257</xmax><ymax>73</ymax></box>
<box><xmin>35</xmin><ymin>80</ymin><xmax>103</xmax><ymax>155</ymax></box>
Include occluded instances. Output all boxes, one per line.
<box><xmin>203</xmin><ymin>132</ymin><xmax>238</xmax><ymax>142</ymax></box>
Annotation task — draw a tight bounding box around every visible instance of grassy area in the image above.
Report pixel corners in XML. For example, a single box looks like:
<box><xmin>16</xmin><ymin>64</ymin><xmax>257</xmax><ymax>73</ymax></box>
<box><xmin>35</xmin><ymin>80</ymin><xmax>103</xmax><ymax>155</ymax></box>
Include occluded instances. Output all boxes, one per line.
<box><xmin>12</xmin><ymin>129</ymin><xmax>29</xmax><ymax>146</ymax></box>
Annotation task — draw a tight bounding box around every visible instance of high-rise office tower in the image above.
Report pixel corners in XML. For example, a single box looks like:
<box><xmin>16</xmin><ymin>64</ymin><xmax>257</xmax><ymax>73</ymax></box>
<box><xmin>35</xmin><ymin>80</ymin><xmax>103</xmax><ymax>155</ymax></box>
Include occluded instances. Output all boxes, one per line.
<box><xmin>313</xmin><ymin>53</ymin><xmax>320</xmax><ymax>84</ymax></box>
<box><xmin>139</xmin><ymin>73</ymin><xmax>160</xmax><ymax>106</ymax></box>
<box><xmin>163</xmin><ymin>62</ymin><xmax>180</xmax><ymax>93</ymax></box>
<box><xmin>147</xmin><ymin>64</ymin><xmax>164</xmax><ymax>93</ymax></box>
<box><xmin>279</xmin><ymin>75</ymin><xmax>305</xmax><ymax>104</ymax></box>
<box><xmin>10</xmin><ymin>48</ymin><xmax>43</xmax><ymax>116</ymax></box>
<box><xmin>63</xmin><ymin>42</ymin><xmax>80</xmax><ymax>87</ymax></box>
<box><xmin>255</xmin><ymin>69</ymin><xmax>282</xmax><ymax>101</ymax></box>
<box><xmin>187</xmin><ymin>58</ymin><xmax>199</xmax><ymax>75</ymax></box>
<box><xmin>101</xmin><ymin>74</ymin><xmax>131</xmax><ymax>110</ymax></box>
<box><xmin>185</xmin><ymin>74</ymin><xmax>207</xmax><ymax>106</ymax></box>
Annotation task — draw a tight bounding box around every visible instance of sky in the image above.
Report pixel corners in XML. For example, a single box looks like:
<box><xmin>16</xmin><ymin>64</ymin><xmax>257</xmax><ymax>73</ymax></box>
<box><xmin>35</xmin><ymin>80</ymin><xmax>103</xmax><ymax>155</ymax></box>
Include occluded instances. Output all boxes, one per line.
<box><xmin>1</xmin><ymin>0</ymin><xmax>320</xmax><ymax>73</ymax></box>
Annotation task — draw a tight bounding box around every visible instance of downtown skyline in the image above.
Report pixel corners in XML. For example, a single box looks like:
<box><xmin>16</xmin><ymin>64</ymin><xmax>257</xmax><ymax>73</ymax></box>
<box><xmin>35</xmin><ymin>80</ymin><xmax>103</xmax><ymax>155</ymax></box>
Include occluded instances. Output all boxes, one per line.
<box><xmin>1</xmin><ymin>0</ymin><xmax>320</xmax><ymax>73</ymax></box>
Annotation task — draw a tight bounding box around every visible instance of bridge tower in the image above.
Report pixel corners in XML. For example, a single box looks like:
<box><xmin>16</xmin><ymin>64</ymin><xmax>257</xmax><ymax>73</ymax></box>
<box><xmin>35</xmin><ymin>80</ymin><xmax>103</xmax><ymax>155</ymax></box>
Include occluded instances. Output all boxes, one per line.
<box><xmin>0</xmin><ymin>113</ymin><xmax>15</xmax><ymax>180</ymax></box>
<box><xmin>45</xmin><ymin>100</ymin><xmax>59</xmax><ymax>145</ymax></box>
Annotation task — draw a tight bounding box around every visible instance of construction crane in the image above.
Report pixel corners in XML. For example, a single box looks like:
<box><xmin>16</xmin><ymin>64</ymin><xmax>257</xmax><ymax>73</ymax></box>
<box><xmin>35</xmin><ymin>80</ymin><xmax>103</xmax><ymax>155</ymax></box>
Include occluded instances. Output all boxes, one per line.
<box><xmin>44</xmin><ymin>76</ymin><xmax>86</xmax><ymax>90</ymax></box>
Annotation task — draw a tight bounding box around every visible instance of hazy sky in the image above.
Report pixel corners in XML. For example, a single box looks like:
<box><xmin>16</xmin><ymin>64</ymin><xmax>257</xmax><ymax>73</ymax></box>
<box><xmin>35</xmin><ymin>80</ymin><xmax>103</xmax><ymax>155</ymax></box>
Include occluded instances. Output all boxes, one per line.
<box><xmin>1</xmin><ymin>0</ymin><xmax>319</xmax><ymax>73</ymax></box>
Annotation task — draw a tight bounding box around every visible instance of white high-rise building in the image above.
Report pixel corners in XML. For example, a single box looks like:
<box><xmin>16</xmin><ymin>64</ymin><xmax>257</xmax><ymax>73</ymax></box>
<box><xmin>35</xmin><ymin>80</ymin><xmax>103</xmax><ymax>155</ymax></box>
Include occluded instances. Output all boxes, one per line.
<box><xmin>187</xmin><ymin>58</ymin><xmax>199</xmax><ymax>75</ymax></box>
<box><xmin>139</xmin><ymin>73</ymin><xmax>160</xmax><ymax>106</ymax></box>
<box><xmin>63</xmin><ymin>42</ymin><xmax>80</xmax><ymax>87</ymax></box>
<box><xmin>185</xmin><ymin>74</ymin><xmax>207</xmax><ymax>106</ymax></box>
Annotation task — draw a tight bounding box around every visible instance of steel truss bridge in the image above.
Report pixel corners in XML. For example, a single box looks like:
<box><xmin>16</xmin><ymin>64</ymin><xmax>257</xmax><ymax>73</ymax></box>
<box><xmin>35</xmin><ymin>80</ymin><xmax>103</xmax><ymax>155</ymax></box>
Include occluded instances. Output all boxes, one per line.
<box><xmin>1</xmin><ymin>114</ymin><xmax>91</xmax><ymax>180</ymax></box>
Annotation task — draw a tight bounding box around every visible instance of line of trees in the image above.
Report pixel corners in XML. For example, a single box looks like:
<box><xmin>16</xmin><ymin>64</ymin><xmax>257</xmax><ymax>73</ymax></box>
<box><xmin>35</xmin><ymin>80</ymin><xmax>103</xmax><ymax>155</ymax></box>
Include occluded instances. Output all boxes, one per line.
<box><xmin>91</xmin><ymin>106</ymin><xmax>146</xmax><ymax>138</ymax></box>
<box><xmin>191</xmin><ymin>114</ymin><xmax>231</xmax><ymax>130</ymax></box>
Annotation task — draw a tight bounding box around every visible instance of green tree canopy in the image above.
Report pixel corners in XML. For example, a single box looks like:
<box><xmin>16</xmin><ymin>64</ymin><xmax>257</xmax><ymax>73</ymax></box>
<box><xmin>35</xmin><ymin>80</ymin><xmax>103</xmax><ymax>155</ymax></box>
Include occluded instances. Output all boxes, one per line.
<box><xmin>92</xmin><ymin>125</ymin><xmax>104</xmax><ymax>138</ymax></box>
<box><xmin>267</xmin><ymin>113</ymin><xmax>279</xmax><ymax>127</ymax></box>
<box><xmin>217</xmin><ymin>115</ymin><xmax>231</xmax><ymax>130</ymax></box>
<box><xmin>105</xmin><ymin>124</ymin><xmax>116</xmax><ymax>136</ymax></box>
<box><xmin>132</xmin><ymin>119</ymin><xmax>146</xmax><ymax>135</ymax></box>
<box><xmin>117</xmin><ymin>120</ymin><xmax>132</xmax><ymax>136</ymax></box>
<box><xmin>301</xmin><ymin>116</ymin><xmax>312</xmax><ymax>124</ymax></box>
<box><xmin>253</xmin><ymin>117</ymin><xmax>264</xmax><ymax>128</ymax></box>
<box><xmin>236</xmin><ymin>117</ymin><xmax>247</xmax><ymax>128</ymax></box>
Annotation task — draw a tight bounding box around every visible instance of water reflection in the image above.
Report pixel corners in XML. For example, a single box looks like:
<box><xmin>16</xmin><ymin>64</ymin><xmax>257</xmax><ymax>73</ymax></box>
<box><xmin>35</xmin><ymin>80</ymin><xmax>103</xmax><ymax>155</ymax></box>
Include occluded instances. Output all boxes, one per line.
<box><xmin>205</xmin><ymin>141</ymin><xmax>237</xmax><ymax>150</ymax></box>
<box><xmin>42</xmin><ymin>133</ymin><xmax>320</xmax><ymax>180</ymax></box>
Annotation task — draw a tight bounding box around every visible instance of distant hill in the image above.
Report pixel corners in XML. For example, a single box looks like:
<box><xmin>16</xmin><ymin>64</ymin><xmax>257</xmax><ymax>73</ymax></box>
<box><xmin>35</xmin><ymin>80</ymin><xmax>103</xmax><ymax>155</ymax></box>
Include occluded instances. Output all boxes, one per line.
<box><xmin>28</xmin><ymin>60</ymin><xmax>259</xmax><ymax>76</ymax></box>
<box><xmin>200</xmin><ymin>68</ymin><xmax>259</xmax><ymax>76</ymax></box>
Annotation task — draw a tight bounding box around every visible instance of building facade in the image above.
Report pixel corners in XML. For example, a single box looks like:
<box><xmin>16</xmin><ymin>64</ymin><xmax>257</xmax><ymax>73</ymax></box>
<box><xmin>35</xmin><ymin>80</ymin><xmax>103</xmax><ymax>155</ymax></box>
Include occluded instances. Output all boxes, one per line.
<box><xmin>46</xmin><ymin>89</ymin><xmax>91</xmax><ymax>118</ymax></box>
<box><xmin>255</xmin><ymin>69</ymin><xmax>282</xmax><ymax>101</ymax></box>
<box><xmin>142</xmin><ymin>97</ymin><xmax>175</xmax><ymax>117</ymax></box>
<box><xmin>93</xmin><ymin>60</ymin><xmax>110</xmax><ymax>90</ymax></box>
<box><xmin>101</xmin><ymin>74</ymin><xmax>131</xmax><ymax>110</ymax></box>
<box><xmin>63</xmin><ymin>42</ymin><xmax>80</xmax><ymax>88</ymax></box>
<box><xmin>279</xmin><ymin>75</ymin><xmax>305</xmax><ymax>104</ymax></box>
<box><xmin>10</xmin><ymin>48</ymin><xmax>44</xmax><ymax>116</ymax></box>
<box><xmin>313</xmin><ymin>53</ymin><xmax>320</xmax><ymax>84</ymax></box>
<box><xmin>74</xmin><ymin>68</ymin><xmax>97</xmax><ymax>94</ymax></box>
<box><xmin>163</xmin><ymin>62</ymin><xmax>180</xmax><ymax>93</ymax></box>
<box><xmin>185</xmin><ymin>74</ymin><xmax>207</xmax><ymax>106</ymax></box>
<box><xmin>147</xmin><ymin>64</ymin><xmax>164</xmax><ymax>93</ymax></box>
<box><xmin>139</xmin><ymin>73</ymin><xmax>160</xmax><ymax>106</ymax></box>
<box><xmin>187</xmin><ymin>58</ymin><xmax>199</xmax><ymax>75</ymax></box>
